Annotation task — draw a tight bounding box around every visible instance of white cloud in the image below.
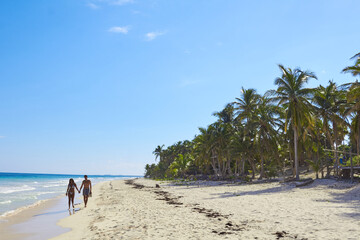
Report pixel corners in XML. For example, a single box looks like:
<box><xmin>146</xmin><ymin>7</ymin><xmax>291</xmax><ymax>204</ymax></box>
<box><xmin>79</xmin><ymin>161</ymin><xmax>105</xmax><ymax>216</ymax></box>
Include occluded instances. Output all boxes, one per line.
<box><xmin>179</xmin><ymin>79</ymin><xmax>200</xmax><ymax>87</ymax></box>
<box><xmin>0</xmin><ymin>136</ymin><xmax>5</xmax><ymax>139</ymax></box>
<box><xmin>109</xmin><ymin>0</ymin><xmax>134</xmax><ymax>6</ymax></box>
<box><xmin>90</xmin><ymin>0</ymin><xmax>134</xmax><ymax>7</ymax></box>
<box><xmin>108</xmin><ymin>26</ymin><xmax>130</xmax><ymax>34</ymax></box>
<box><xmin>87</xmin><ymin>3</ymin><xmax>99</xmax><ymax>9</ymax></box>
<box><xmin>145</xmin><ymin>31</ymin><xmax>165</xmax><ymax>41</ymax></box>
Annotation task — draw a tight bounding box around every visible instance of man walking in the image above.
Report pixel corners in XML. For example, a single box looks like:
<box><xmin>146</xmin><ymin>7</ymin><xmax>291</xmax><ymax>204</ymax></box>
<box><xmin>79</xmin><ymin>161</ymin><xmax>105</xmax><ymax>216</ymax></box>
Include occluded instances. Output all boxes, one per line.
<box><xmin>79</xmin><ymin>175</ymin><xmax>92</xmax><ymax>207</ymax></box>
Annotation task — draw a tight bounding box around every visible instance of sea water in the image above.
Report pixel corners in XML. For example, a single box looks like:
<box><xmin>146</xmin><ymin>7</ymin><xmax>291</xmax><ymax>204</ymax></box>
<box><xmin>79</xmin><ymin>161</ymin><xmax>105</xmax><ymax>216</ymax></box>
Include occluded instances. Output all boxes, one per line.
<box><xmin>0</xmin><ymin>172</ymin><xmax>139</xmax><ymax>216</ymax></box>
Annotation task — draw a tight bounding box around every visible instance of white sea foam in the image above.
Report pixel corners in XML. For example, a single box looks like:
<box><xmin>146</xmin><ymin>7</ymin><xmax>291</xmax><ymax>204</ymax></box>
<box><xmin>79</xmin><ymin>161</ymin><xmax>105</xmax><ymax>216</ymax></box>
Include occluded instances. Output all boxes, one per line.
<box><xmin>0</xmin><ymin>185</ymin><xmax>36</xmax><ymax>194</ymax></box>
<box><xmin>36</xmin><ymin>192</ymin><xmax>56</xmax><ymax>196</ymax></box>
<box><xmin>43</xmin><ymin>180</ymin><xmax>68</xmax><ymax>188</ymax></box>
<box><xmin>19</xmin><ymin>196</ymin><xmax>38</xmax><ymax>200</ymax></box>
<box><xmin>0</xmin><ymin>199</ymin><xmax>50</xmax><ymax>218</ymax></box>
<box><xmin>43</xmin><ymin>184</ymin><xmax>67</xmax><ymax>188</ymax></box>
<box><xmin>0</xmin><ymin>175</ymin><xmax>131</xmax><ymax>218</ymax></box>
<box><xmin>1</xmin><ymin>210</ymin><xmax>14</xmax><ymax>217</ymax></box>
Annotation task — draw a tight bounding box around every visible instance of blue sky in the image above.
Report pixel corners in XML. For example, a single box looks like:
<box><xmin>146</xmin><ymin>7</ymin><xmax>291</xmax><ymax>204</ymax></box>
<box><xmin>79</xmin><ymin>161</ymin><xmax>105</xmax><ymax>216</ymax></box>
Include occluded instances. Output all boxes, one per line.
<box><xmin>0</xmin><ymin>0</ymin><xmax>359</xmax><ymax>175</ymax></box>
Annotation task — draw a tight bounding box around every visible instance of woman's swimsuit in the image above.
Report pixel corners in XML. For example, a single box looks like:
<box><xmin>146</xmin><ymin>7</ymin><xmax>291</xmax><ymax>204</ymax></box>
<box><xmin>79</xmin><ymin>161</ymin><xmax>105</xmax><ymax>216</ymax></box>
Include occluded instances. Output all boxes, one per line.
<box><xmin>68</xmin><ymin>184</ymin><xmax>75</xmax><ymax>196</ymax></box>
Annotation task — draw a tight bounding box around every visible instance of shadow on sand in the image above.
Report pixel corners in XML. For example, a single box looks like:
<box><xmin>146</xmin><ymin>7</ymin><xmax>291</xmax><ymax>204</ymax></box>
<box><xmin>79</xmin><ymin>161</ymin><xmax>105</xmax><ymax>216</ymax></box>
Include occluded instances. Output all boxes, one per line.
<box><xmin>166</xmin><ymin>179</ymin><xmax>281</xmax><ymax>190</ymax></box>
<box><xmin>206</xmin><ymin>185</ymin><xmax>294</xmax><ymax>199</ymax></box>
<box><xmin>33</xmin><ymin>208</ymin><xmax>80</xmax><ymax>217</ymax></box>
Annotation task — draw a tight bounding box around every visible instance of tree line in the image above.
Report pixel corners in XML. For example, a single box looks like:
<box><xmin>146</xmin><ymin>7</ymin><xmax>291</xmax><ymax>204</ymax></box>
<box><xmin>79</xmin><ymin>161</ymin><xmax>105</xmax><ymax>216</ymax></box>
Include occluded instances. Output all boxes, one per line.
<box><xmin>145</xmin><ymin>52</ymin><xmax>360</xmax><ymax>180</ymax></box>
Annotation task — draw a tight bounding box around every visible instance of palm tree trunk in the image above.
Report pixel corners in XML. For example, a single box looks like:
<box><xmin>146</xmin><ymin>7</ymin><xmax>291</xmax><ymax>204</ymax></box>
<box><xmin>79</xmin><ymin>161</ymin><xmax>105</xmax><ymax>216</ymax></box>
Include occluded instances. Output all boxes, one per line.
<box><xmin>221</xmin><ymin>158</ymin><xmax>227</xmax><ymax>177</ymax></box>
<box><xmin>210</xmin><ymin>161</ymin><xmax>218</xmax><ymax>176</ymax></box>
<box><xmin>222</xmin><ymin>156</ymin><xmax>226</xmax><ymax>177</ymax></box>
<box><xmin>259</xmin><ymin>154</ymin><xmax>264</xmax><ymax>180</ymax></box>
<box><xmin>358</xmin><ymin>113</ymin><xmax>360</xmax><ymax>155</ymax></box>
<box><xmin>227</xmin><ymin>156</ymin><xmax>232</xmax><ymax>176</ymax></box>
<box><xmin>234</xmin><ymin>159</ymin><xmax>238</xmax><ymax>176</ymax></box>
<box><xmin>333</xmin><ymin>120</ymin><xmax>339</xmax><ymax>176</ymax></box>
<box><xmin>217</xmin><ymin>153</ymin><xmax>222</xmax><ymax>177</ymax></box>
<box><xmin>242</xmin><ymin>157</ymin><xmax>245</xmax><ymax>175</ymax></box>
<box><xmin>288</xmin><ymin>142</ymin><xmax>294</xmax><ymax>177</ymax></box>
<box><xmin>240</xmin><ymin>157</ymin><xmax>245</xmax><ymax>176</ymax></box>
<box><xmin>210</xmin><ymin>150</ymin><xmax>219</xmax><ymax>176</ymax></box>
<box><xmin>294</xmin><ymin>127</ymin><xmax>299</xmax><ymax>180</ymax></box>
<box><xmin>251</xmin><ymin>162</ymin><xmax>256</xmax><ymax>179</ymax></box>
<box><xmin>248</xmin><ymin>159</ymin><xmax>256</xmax><ymax>179</ymax></box>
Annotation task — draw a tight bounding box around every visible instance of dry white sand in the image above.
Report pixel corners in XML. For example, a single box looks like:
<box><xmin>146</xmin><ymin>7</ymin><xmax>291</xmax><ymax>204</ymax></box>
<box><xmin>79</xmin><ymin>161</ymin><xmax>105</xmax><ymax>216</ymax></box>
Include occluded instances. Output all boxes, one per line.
<box><xmin>52</xmin><ymin>178</ymin><xmax>360</xmax><ymax>240</ymax></box>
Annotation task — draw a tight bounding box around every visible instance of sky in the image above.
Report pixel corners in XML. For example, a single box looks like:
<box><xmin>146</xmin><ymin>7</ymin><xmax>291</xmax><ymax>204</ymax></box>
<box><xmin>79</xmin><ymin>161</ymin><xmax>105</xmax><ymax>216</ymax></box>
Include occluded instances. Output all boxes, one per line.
<box><xmin>0</xmin><ymin>0</ymin><xmax>359</xmax><ymax>175</ymax></box>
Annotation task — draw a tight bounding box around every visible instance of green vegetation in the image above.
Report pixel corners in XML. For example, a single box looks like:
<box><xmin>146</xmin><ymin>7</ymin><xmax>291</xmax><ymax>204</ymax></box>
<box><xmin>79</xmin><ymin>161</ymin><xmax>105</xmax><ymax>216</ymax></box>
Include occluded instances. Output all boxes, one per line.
<box><xmin>145</xmin><ymin>52</ymin><xmax>360</xmax><ymax>180</ymax></box>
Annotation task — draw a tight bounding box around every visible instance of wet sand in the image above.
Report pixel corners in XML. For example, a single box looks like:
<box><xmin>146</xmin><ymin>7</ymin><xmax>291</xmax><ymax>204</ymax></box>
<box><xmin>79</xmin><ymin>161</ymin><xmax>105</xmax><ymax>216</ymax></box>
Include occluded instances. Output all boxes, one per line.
<box><xmin>0</xmin><ymin>196</ymin><xmax>76</xmax><ymax>240</ymax></box>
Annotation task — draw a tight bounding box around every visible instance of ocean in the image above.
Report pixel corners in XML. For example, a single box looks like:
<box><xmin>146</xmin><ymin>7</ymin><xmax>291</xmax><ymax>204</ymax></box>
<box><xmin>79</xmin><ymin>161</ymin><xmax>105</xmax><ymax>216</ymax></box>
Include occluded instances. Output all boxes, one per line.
<box><xmin>0</xmin><ymin>172</ymin><xmax>139</xmax><ymax>217</ymax></box>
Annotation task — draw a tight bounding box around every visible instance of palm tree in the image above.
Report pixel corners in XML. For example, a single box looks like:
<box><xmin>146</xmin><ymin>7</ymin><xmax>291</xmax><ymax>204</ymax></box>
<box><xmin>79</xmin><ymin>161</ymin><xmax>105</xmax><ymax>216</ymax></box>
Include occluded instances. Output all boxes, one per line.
<box><xmin>342</xmin><ymin>52</ymin><xmax>360</xmax><ymax>154</ymax></box>
<box><xmin>255</xmin><ymin>95</ymin><xmax>281</xmax><ymax>179</ymax></box>
<box><xmin>233</xmin><ymin>87</ymin><xmax>260</xmax><ymax>125</ymax></box>
<box><xmin>153</xmin><ymin>145</ymin><xmax>164</xmax><ymax>162</ymax></box>
<box><xmin>342</xmin><ymin>52</ymin><xmax>360</xmax><ymax>77</ymax></box>
<box><xmin>210</xmin><ymin>122</ymin><xmax>234</xmax><ymax>177</ymax></box>
<box><xmin>271</xmin><ymin>64</ymin><xmax>317</xmax><ymax>180</ymax></box>
<box><xmin>193</xmin><ymin>126</ymin><xmax>217</xmax><ymax>175</ymax></box>
<box><xmin>233</xmin><ymin>88</ymin><xmax>260</xmax><ymax>179</ymax></box>
<box><xmin>312</xmin><ymin>82</ymin><xmax>336</xmax><ymax>146</ymax></box>
<box><xmin>213</xmin><ymin>103</ymin><xmax>235</xmax><ymax>124</ymax></box>
<box><xmin>312</xmin><ymin>81</ymin><xmax>347</xmax><ymax>175</ymax></box>
<box><xmin>169</xmin><ymin>154</ymin><xmax>192</xmax><ymax>177</ymax></box>
<box><xmin>344</xmin><ymin>82</ymin><xmax>360</xmax><ymax>154</ymax></box>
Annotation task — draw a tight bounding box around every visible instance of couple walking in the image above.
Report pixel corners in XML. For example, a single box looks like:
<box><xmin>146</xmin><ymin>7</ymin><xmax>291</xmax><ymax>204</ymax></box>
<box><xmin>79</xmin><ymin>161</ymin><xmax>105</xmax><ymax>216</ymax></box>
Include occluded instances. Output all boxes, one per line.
<box><xmin>66</xmin><ymin>175</ymin><xmax>92</xmax><ymax>209</ymax></box>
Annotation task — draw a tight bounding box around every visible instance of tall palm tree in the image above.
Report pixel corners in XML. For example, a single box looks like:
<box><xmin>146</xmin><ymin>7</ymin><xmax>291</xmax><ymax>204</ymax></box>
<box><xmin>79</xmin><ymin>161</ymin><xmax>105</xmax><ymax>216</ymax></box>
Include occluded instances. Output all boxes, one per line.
<box><xmin>344</xmin><ymin>81</ymin><xmax>360</xmax><ymax>154</ymax></box>
<box><xmin>233</xmin><ymin>87</ymin><xmax>260</xmax><ymax>125</ymax></box>
<box><xmin>271</xmin><ymin>64</ymin><xmax>317</xmax><ymax>180</ymax></box>
<box><xmin>255</xmin><ymin>95</ymin><xmax>281</xmax><ymax>179</ymax></box>
<box><xmin>312</xmin><ymin>82</ymin><xmax>336</xmax><ymax>146</ymax></box>
<box><xmin>233</xmin><ymin>88</ymin><xmax>260</xmax><ymax>178</ymax></box>
<box><xmin>342</xmin><ymin>52</ymin><xmax>360</xmax><ymax>155</ymax></box>
<box><xmin>193</xmin><ymin>126</ymin><xmax>217</xmax><ymax>175</ymax></box>
<box><xmin>312</xmin><ymin>81</ymin><xmax>347</xmax><ymax>175</ymax></box>
<box><xmin>210</xmin><ymin>122</ymin><xmax>234</xmax><ymax>177</ymax></box>
<box><xmin>342</xmin><ymin>52</ymin><xmax>360</xmax><ymax>77</ymax></box>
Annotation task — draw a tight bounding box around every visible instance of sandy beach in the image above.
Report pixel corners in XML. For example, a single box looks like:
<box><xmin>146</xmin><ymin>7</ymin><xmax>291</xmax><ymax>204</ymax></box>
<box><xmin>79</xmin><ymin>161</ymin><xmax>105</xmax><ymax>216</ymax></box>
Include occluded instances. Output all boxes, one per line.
<box><xmin>48</xmin><ymin>178</ymin><xmax>360</xmax><ymax>240</ymax></box>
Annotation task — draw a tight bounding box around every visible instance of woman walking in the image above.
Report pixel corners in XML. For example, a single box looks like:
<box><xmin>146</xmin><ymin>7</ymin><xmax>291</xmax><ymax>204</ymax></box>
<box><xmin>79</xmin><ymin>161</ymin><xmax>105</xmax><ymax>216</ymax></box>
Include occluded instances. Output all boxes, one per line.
<box><xmin>66</xmin><ymin>178</ymin><xmax>79</xmax><ymax>209</ymax></box>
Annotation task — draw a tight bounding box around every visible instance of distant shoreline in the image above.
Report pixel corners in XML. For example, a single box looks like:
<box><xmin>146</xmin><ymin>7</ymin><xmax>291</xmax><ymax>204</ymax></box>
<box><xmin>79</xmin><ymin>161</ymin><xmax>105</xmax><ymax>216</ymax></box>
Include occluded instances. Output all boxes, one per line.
<box><xmin>0</xmin><ymin>172</ymin><xmax>141</xmax><ymax>217</ymax></box>
<box><xmin>0</xmin><ymin>175</ymin><xmax>140</xmax><ymax>239</ymax></box>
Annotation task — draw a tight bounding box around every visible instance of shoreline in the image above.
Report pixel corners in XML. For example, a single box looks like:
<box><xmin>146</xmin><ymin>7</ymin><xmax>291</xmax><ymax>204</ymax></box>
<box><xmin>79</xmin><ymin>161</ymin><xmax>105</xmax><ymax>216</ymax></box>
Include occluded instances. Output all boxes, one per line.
<box><xmin>0</xmin><ymin>177</ymin><xmax>137</xmax><ymax>240</ymax></box>
<box><xmin>1</xmin><ymin>198</ymin><xmax>55</xmax><ymax>218</ymax></box>
<box><xmin>0</xmin><ymin>195</ymin><xmax>71</xmax><ymax>240</ymax></box>
<box><xmin>0</xmin><ymin>175</ymin><xmax>138</xmax><ymax>239</ymax></box>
